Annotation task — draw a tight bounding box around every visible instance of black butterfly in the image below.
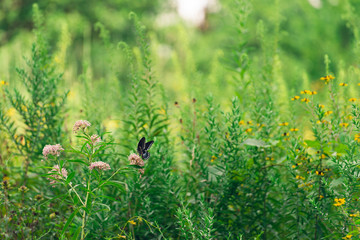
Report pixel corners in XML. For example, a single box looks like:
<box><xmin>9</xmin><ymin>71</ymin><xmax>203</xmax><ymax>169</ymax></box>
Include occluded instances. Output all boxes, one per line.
<box><xmin>137</xmin><ymin>137</ymin><xmax>154</xmax><ymax>160</ymax></box>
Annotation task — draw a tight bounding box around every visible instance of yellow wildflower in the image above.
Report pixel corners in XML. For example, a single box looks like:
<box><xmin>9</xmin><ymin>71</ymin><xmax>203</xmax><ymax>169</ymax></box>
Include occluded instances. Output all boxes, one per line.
<box><xmin>291</xmin><ymin>96</ymin><xmax>300</xmax><ymax>101</ymax></box>
<box><xmin>295</xmin><ymin>175</ymin><xmax>305</xmax><ymax>180</ymax></box>
<box><xmin>281</xmin><ymin>132</ymin><xmax>289</xmax><ymax>137</ymax></box>
<box><xmin>339</xmin><ymin>83</ymin><xmax>348</xmax><ymax>86</ymax></box>
<box><xmin>350</xmin><ymin>213</ymin><xmax>358</xmax><ymax>217</ymax></box>
<box><xmin>247</xmin><ymin>121</ymin><xmax>252</xmax><ymax>125</ymax></box>
<box><xmin>320</xmin><ymin>75</ymin><xmax>335</xmax><ymax>84</ymax></box>
<box><xmin>333</xmin><ymin>198</ymin><xmax>346</xmax><ymax>207</ymax></box>
<box><xmin>239</xmin><ymin>120</ymin><xmax>245</xmax><ymax>126</ymax></box>
<box><xmin>129</xmin><ymin>220</ymin><xmax>136</xmax><ymax>225</ymax></box>
<box><xmin>300</xmin><ymin>90</ymin><xmax>311</xmax><ymax>95</ymax></box>
<box><xmin>290</xmin><ymin>128</ymin><xmax>299</xmax><ymax>132</ymax></box>
<box><xmin>339</xmin><ymin>123</ymin><xmax>349</xmax><ymax>127</ymax></box>
<box><xmin>324</xmin><ymin>110</ymin><xmax>333</xmax><ymax>116</ymax></box>
<box><xmin>292</xmin><ymin>162</ymin><xmax>302</xmax><ymax>169</ymax></box>
<box><xmin>279</xmin><ymin>122</ymin><xmax>289</xmax><ymax>126</ymax></box>
<box><xmin>0</xmin><ymin>80</ymin><xmax>9</xmax><ymax>86</ymax></box>
<box><xmin>342</xmin><ymin>234</ymin><xmax>352</xmax><ymax>239</ymax></box>
<box><xmin>355</xmin><ymin>133</ymin><xmax>360</xmax><ymax>142</ymax></box>
<box><xmin>301</xmin><ymin>98</ymin><xmax>310</xmax><ymax>103</ymax></box>
<box><xmin>316</xmin><ymin>170</ymin><xmax>324</xmax><ymax>176</ymax></box>
<box><xmin>309</xmin><ymin>91</ymin><xmax>317</xmax><ymax>95</ymax></box>
<box><xmin>245</xmin><ymin>128</ymin><xmax>252</xmax><ymax>133</ymax></box>
<box><xmin>211</xmin><ymin>156</ymin><xmax>217</xmax><ymax>162</ymax></box>
<box><xmin>349</xmin><ymin>98</ymin><xmax>357</xmax><ymax>102</ymax></box>
<box><xmin>318</xmin><ymin>104</ymin><xmax>325</xmax><ymax>108</ymax></box>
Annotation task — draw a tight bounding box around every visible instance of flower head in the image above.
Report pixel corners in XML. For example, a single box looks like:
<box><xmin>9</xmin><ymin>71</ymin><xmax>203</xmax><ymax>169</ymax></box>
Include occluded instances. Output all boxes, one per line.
<box><xmin>128</xmin><ymin>153</ymin><xmax>144</xmax><ymax>167</ymax></box>
<box><xmin>355</xmin><ymin>133</ymin><xmax>360</xmax><ymax>142</ymax></box>
<box><xmin>324</xmin><ymin>110</ymin><xmax>333</xmax><ymax>116</ymax></box>
<box><xmin>291</xmin><ymin>96</ymin><xmax>300</xmax><ymax>101</ymax></box>
<box><xmin>349</xmin><ymin>98</ymin><xmax>357</xmax><ymax>102</ymax></box>
<box><xmin>334</xmin><ymin>197</ymin><xmax>346</xmax><ymax>207</ymax></box>
<box><xmin>89</xmin><ymin>161</ymin><xmax>111</xmax><ymax>171</ymax></box>
<box><xmin>42</xmin><ymin>144</ymin><xmax>64</xmax><ymax>160</ymax></box>
<box><xmin>342</xmin><ymin>234</ymin><xmax>352</xmax><ymax>239</ymax></box>
<box><xmin>300</xmin><ymin>90</ymin><xmax>311</xmax><ymax>95</ymax></box>
<box><xmin>73</xmin><ymin>120</ymin><xmax>91</xmax><ymax>133</ymax></box>
<box><xmin>320</xmin><ymin>75</ymin><xmax>335</xmax><ymax>84</ymax></box>
<box><xmin>245</xmin><ymin>128</ymin><xmax>252</xmax><ymax>133</ymax></box>
<box><xmin>87</xmin><ymin>134</ymin><xmax>102</xmax><ymax>149</ymax></box>
<box><xmin>18</xmin><ymin>185</ymin><xmax>29</xmax><ymax>193</ymax></box>
<box><xmin>301</xmin><ymin>98</ymin><xmax>310</xmax><ymax>103</ymax></box>
<box><xmin>48</xmin><ymin>165</ymin><xmax>68</xmax><ymax>186</ymax></box>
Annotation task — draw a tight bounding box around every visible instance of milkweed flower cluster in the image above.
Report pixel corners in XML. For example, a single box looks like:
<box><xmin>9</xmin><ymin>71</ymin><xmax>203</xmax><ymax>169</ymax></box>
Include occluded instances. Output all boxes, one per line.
<box><xmin>128</xmin><ymin>153</ymin><xmax>144</xmax><ymax>167</ymax></box>
<box><xmin>42</xmin><ymin>144</ymin><xmax>64</xmax><ymax>159</ymax></box>
<box><xmin>73</xmin><ymin>120</ymin><xmax>91</xmax><ymax>132</ymax></box>
<box><xmin>48</xmin><ymin>165</ymin><xmax>68</xmax><ymax>186</ymax></box>
<box><xmin>89</xmin><ymin>161</ymin><xmax>111</xmax><ymax>171</ymax></box>
<box><xmin>87</xmin><ymin>134</ymin><xmax>102</xmax><ymax>149</ymax></box>
<box><xmin>90</xmin><ymin>134</ymin><xmax>101</xmax><ymax>144</ymax></box>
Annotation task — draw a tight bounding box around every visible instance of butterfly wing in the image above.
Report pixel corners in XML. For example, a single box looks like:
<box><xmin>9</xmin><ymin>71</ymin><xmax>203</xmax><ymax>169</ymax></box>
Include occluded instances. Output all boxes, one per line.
<box><xmin>145</xmin><ymin>140</ymin><xmax>154</xmax><ymax>151</ymax></box>
<box><xmin>142</xmin><ymin>151</ymin><xmax>150</xmax><ymax>160</ymax></box>
<box><xmin>137</xmin><ymin>137</ymin><xmax>146</xmax><ymax>156</ymax></box>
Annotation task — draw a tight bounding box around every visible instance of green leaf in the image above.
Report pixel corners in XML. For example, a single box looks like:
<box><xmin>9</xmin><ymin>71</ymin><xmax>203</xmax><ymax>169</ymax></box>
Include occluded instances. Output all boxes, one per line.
<box><xmin>304</xmin><ymin>140</ymin><xmax>320</xmax><ymax>149</ymax></box>
<box><xmin>66</xmin><ymin>172</ymin><xmax>75</xmax><ymax>184</ymax></box>
<box><xmin>71</xmin><ymin>226</ymin><xmax>82</xmax><ymax>240</ymax></box>
<box><xmin>330</xmin><ymin>178</ymin><xmax>344</xmax><ymax>188</ymax></box>
<box><xmin>334</xmin><ymin>144</ymin><xmax>349</xmax><ymax>154</ymax></box>
<box><xmin>61</xmin><ymin>208</ymin><xmax>79</xmax><ymax>236</ymax></box>
<box><xmin>37</xmin><ymin>193</ymin><xmax>68</xmax><ymax>207</ymax></box>
<box><xmin>101</xmin><ymin>180</ymin><xmax>126</xmax><ymax>192</ymax></box>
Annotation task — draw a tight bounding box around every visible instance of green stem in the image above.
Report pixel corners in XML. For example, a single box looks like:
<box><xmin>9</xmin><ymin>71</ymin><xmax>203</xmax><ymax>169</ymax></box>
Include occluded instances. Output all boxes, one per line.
<box><xmin>92</xmin><ymin>167</ymin><xmax>128</xmax><ymax>193</ymax></box>
<box><xmin>81</xmin><ymin>174</ymin><xmax>92</xmax><ymax>240</ymax></box>
<box><xmin>67</xmin><ymin>182</ymin><xmax>85</xmax><ymax>206</ymax></box>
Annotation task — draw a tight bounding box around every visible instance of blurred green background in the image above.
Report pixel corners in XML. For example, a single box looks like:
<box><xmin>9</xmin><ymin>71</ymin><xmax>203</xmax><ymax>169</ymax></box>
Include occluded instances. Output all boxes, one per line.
<box><xmin>1</xmin><ymin>0</ymin><xmax>360</xmax><ymax>127</ymax></box>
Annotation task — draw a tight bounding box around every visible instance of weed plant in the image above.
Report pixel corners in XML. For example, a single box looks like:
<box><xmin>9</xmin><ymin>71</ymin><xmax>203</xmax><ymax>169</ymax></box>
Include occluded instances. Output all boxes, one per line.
<box><xmin>2</xmin><ymin>1</ymin><xmax>360</xmax><ymax>240</ymax></box>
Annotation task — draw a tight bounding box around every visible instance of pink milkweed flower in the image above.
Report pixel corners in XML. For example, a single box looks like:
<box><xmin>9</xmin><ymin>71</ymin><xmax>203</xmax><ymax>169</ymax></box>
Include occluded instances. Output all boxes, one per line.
<box><xmin>89</xmin><ymin>161</ymin><xmax>111</xmax><ymax>171</ymax></box>
<box><xmin>128</xmin><ymin>153</ymin><xmax>144</xmax><ymax>167</ymax></box>
<box><xmin>48</xmin><ymin>165</ymin><xmax>68</xmax><ymax>186</ymax></box>
<box><xmin>42</xmin><ymin>144</ymin><xmax>64</xmax><ymax>160</ymax></box>
<box><xmin>73</xmin><ymin>120</ymin><xmax>91</xmax><ymax>133</ymax></box>
<box><xmin>86</xmin><ymin>134</ymin><xmax>102</xmax><ymax>149</ymax></box>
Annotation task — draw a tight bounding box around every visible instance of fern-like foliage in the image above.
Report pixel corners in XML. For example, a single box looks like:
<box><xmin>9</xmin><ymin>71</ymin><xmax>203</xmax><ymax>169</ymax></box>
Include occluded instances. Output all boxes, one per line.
<box><xmin>0</xmin><ymin>4</ymin><xmax>67</xmax><ymax>182</ymax></box>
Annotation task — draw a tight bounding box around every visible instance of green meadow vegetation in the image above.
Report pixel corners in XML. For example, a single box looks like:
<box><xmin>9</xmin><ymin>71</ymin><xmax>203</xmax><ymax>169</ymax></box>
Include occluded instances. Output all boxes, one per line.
<box><xmin>2</xmin><ymin>0</ymin><xmax>360</xmax><ymax>239</ymax></box>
